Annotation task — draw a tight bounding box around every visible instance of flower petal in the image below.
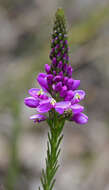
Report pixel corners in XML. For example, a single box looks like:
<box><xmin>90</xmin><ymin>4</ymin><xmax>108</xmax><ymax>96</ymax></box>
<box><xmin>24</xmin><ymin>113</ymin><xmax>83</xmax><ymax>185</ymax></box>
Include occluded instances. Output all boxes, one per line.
<box><xmin>71</xmin><ymin>80</ymin><xmax>80</xmax><ymax>90</ymax></box>
<box><xmin>55</xmin><ymin>101</ymin><xmax>71</xmax><ymax>114</ymax></box>
<box><xmin>37</xmin><ymin>99</ymin><xmax>52</xmax><ymax>113</ymax></box>
<box><xmin>71</xmin><ymin>104</ymin><xmax>84</xmax><ymax>114</ymax></box>
<box><xmin>24</xmin><ymin>97</ymin><xmax>39</xmax><ymax>108</ymax></box>
<box><xmin>64</xmin><ymin>90</ymin><xmax>74</xmax><ymax>101</ymax></box>
<box><xmin>37</xmin><ymin>73</ymin><xmax>49</xmax><ymax>92</ymax></box>
<box><xmin>30</xmin><ymin>114</ymin><xmax>46</xmax><ymax>122</ymax></box>
<box><xmin>45</xmin><ymin>64</ymin><xmax>51</xmax><ymax>74</ymax></box>
<box><xmin>71</xmin><ymin>90</ymin><xmax>85</xmax><ymax>104</ymax></box>
<box><xmin>28</xmin><ymin>88</ymin><xmax>40</xmax><ymax>98</ymax></box>
<box><xmin>71</xmin><ymin>113</ymin><xmax>88</xmax><ymax>124</ymax></box>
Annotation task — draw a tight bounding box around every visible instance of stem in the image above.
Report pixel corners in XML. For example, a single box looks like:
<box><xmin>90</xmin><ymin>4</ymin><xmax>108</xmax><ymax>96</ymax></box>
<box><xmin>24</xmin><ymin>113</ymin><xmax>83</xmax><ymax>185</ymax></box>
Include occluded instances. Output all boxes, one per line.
<box><xmin>39</xmin><ymin>112</ymin><xmax>65</xmax><ymax>190</ymax></box>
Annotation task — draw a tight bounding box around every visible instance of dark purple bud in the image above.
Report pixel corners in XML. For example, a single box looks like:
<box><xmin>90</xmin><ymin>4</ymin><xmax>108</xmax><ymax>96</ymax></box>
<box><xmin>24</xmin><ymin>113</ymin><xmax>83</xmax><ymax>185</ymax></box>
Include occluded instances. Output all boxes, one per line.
<box><xmin>56</xmin><ymin>44</ymin><xmax>59</xmax><ymax>49</ymax></box>
<box><xmin>64</xmin><ymin>40</ymin><xmax>68</xmax><ymax>45</ymax></box>
<box><xmin>53</xmin><ymin>75</ymin><xmax>62</xmax><ymax>82</ymax></box>
<box><xmin>47</xmin><ymin>74</ymin><xmax>54</xmax><ymax>85</ymax></box>
<box><xmin>66</xmin><ymin>56</ymin><xmax>69</xmax><ymax>61</ymax></box>
<box><xmin>59</xmin><ymin>71</ymin><xmax>63</xmax><ymax>77</ymax></box>
<box><xmin>57</xmin><ymin>52</ymin><xmax>61</xmax><ymax>57</ymax></box>
<box><xmin>53</xmin><ymin>71</ymin><xmax>56</xmax><ymax>75</ymax></box>
<box><xmin>67</xmin><ymin>65</ymin><xmax>73</xmax><ymax>77</ymax></box>
<box><xmin>45</xmin><ymin>64</ymin><xmax>51</xmax><ymax>74</ymax></box>
<box><xmin>55</xmin><ymin>81</ymin><xmax>62</xmax><ymax>92</ymax></box>
<box><xmin>58</xmin><ymin>61</ymin><xmax>63</xmax><ymax>69</ymax></box>
<box><xmin>63</xmin><ymin>76</ymin><xmax>68</xmax><ymax>85</ymax></box>
<box><xmin>52</xmin><ymin>57</ymin><xmax>57</xmax><ymax>66</ymax></box>
<box><xmin>63</xmin><ymin>63</ymin><xmax>67</xmax><ymax>72</ymax></box>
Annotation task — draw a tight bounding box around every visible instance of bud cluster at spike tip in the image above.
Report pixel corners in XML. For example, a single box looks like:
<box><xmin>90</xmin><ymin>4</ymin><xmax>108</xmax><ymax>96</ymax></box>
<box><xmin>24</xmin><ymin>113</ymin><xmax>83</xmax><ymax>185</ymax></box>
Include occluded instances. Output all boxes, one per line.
<box><xmin>24</xmin><ymin>8</ymin><xmax>88</xmax><ymax>125</ymax></box>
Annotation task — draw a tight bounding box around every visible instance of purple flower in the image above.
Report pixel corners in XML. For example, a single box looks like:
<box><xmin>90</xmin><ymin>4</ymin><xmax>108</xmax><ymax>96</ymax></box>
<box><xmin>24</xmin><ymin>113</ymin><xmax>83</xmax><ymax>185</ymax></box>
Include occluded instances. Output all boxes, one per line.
<box><xmin>29</xmin><ymin>88</ymin><xmax>41</xmax><ymax>98</ymax></box>
<box><xmin>71</xmin><ymin>113</ymin><xmax>88</xmax><ymax>124</ymax></box>
<box><xmin>71</xmin><ymin>80</ymin><xmax>80</xmax><ymax>90</ymax></box>
<box><xmin>55</xmin><ymin>82</ymin><xmax>62</xmax><ymax>92</ymax></box>
<box><xmin>58</xmin><ymin>61</ymin><xmax>63</xmax><ymax>69</ymax></box>
<box><xmin>55</xmin><ymin>101</ymin><xmax>71</xmax><ymax>114</ymax></box>
<box><xmin>71</xmin><ymin>90</ymin><xmax>85</xmax><ymax>104</ymax></box>
<box><xmin>28</xmin><ymin>88</ymin><xmax>48</xmax><ymax>100</ymax></box>
<box><xmin>37</xmin><ymin>99</ymin><xmax>54</xmax><ymax>113</ymax></box>
<box><xmin>53</xmin><ymin>75</ymin><xmax>62</xmax><ymax>82</ymax></box>
<box><xmin>67</xmin><ymin>65</ymin><xmax>73</xmax><ymax>77</ymax></box>
<box><xmin>52</xmin><ymin>57</ymin><xmax>57</xmax><ymax>66</ymax></box>
<box><xmin>71</xmin><ymin>104</ymin><xmax>84</xmax><ymax>114</ymax></box>
<box><xmin>47</xmin><ymin>74</ymin><xmax>54</xmax><ymax>85</ymax></box>
<box><xmin>45</xmin><ymin>64</ymin><xmax>51</xmax><ymax>74</ymax></box>
<box><xmin>37</xmin><ymin>73</ymin><xmax>49</xmax><ymax>92</ymax></box>
<box><xmin>24</xmin><ymin>9</ymin><xmax>88</xmax><ymax>126</ymax></box>
<box><xmin>64</xmin><ymin>90</ymin><xmax>74</xmax><ymax>101</ymax></box>
<box><xmin>30</xmin><ymin>114</ymin><xmax>46</xmax><ymax>123</ymax></box>
<box><xmin>24</xmin><ymin>97</ymin><xmax>39</xmax><ymax>108</ymax></box>
<box><xmin>60</xmin><ymin>85</ymin><xmax>67</xmax><ymax>97</ymax></box>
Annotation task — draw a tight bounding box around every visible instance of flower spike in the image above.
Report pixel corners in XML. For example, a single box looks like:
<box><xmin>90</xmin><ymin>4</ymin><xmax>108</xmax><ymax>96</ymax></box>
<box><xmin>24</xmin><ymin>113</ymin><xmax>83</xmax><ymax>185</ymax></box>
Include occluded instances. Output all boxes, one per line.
<box><xmin>24</xmin><ymin>8</ymin><xmax>88</xmax><ymax>190</ymax></box>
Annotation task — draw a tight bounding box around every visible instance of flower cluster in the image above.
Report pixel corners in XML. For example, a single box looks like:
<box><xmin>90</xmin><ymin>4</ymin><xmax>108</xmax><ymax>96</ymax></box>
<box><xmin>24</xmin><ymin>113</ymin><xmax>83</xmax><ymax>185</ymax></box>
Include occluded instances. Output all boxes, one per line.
<box><xmin>24</xmin><ymin>9</ymin><xmax>88</xmax><ymax>125</ymax></box>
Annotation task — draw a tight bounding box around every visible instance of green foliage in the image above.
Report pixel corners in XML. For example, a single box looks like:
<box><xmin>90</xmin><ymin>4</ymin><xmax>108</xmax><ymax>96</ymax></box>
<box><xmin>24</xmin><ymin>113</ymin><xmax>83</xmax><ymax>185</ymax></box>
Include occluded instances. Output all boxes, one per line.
<box><xmin>39</xmin><ymin>111</ymin><xmax>65</xmax><ymax>190</ymax></box>
<box><xmin>69</xmin><ymin>5</ymin><xmax>109</xmax><ymax>45</ymax></box>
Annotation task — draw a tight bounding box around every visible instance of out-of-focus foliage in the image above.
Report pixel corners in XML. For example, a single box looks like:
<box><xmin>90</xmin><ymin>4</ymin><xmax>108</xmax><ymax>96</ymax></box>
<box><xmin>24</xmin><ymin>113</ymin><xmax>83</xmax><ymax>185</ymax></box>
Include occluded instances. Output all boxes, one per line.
<box><xmin>0</xmin><ymin>0</ymin><xmax>109</xmax><ymax>190</ymax></box>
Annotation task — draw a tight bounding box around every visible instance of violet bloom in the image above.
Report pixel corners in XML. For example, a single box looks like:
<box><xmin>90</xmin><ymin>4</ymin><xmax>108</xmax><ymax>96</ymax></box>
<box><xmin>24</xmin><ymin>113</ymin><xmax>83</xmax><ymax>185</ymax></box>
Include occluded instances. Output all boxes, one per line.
<box><xmin>24</xmin><ymin>8</ymin><xmax>88</xmax><ymax>125</ymax></box>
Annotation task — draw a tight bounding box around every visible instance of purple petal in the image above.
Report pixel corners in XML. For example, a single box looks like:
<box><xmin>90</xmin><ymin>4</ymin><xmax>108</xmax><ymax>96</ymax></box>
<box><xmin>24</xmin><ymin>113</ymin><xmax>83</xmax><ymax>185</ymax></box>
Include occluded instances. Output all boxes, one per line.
<box><xmin>55</xmin><ymin>101</ymin><xmax>71</xmax><ymax>114</ymax></box>
<box><xmin>53</xmin><ymin>75</ymin><xmax>62</xmax><ymax>82</ymax></box>
<box><xmin>45</xmin><ymin>64</ymin><xmax>51</xmax><ymax>74</ymax></box>
<box><xmin>71</xmin><ymin>113</ymin><xmax>88</xmax><ymax>124</ymax></box>
<box><xmin>59</xmin><ymin>71</ymin><xmax>63</xmax><ymax>77</ymax></box>
<box><xmin>28</xmin><ymin>88</ymin><xmax>40</xmax><ymax>98</ymax></box>
<box><xmin>60</xmin><ymin>85</ymin><xmax>67</xmax><ymax>97</ymax></box>
<box><xmin>30</xmin><ymin>114</ymin><xmax>46</xmax><ymax>123</ymax></box>
<box><xmin>47</xmin><ymin>74</ymin><xmax>54</xmax><ymax>85</ymax></box>
<box><xmin>71</xmin><ymin>90</ymin><xmax>86</xmax><ymax>104</ymax></box>
<box><xmin>67</xmin><ymin>65</ymin><xmax>73</xmax><ymax>77</ymax></box>
<box><xmin>63</xmin><ymin>76</ymin><xmax>68</xmax><ymax>85</ymax></box>
<box><xmin>71</xmin><ymin>104</ymin><xmax>84</xmax><ymax>114</ymax></box>
<box><xmin>39</xmin><ymin>94</ymin><xmax>49</xmax><ymax>100</ymax></box>
<box><xmin>37</xmin><ymin>73</ymin><xmax>49</xmax><ymax>92</ymax></box>
<box><xmin>58</xmin><ymin>61</ymin><xmax>63</xmax><ymax>69</ymax></box>
<box><xmin>37</xmin><ymin>99</ymin><xmax>52</xmax><ymax>113</ymax></box>
<box><xmin>24</xmin><ymin>97</ymin><xmax>39</xmax><ymax>108</ymax></box>
<box><xmin>55</xmin><ymin>82</ymin><xmax>62</xmax><ymax>92</ymax></box>
<box><xmin>64</xmin><ymin>90</ymin><xmax>74</xmax><ymax>101</ymax></box>
<box><xmin>67</xmin><ymin>78</ymin><xmax>74</xmax><ymax>89</ymax></box>
<box><xmin>71</xmin><ymin>80</ymin><xmax>80</xmax><ymax>90</ymax></box>
<box><xmin>52</xmin><ymin>57</ymin><xmax>57</xmax><ymax>66</ymax></box>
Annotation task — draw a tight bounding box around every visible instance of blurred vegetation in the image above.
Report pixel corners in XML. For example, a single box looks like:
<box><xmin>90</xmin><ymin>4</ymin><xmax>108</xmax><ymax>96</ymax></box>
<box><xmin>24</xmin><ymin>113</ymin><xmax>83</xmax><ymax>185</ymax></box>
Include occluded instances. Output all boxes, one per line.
<box><xmin>0</xmin><ymin>1</ymin><xmax>109</xmax><ymax>190</ymax></box>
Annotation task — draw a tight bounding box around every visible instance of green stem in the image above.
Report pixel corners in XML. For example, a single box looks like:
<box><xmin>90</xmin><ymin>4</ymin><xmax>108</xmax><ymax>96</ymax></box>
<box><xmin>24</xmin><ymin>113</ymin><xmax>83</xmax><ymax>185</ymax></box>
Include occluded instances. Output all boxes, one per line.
<box><xmin>39</xmin><ymin>112</ymin><xmax>65</xmax><ymax>190</ymax></box>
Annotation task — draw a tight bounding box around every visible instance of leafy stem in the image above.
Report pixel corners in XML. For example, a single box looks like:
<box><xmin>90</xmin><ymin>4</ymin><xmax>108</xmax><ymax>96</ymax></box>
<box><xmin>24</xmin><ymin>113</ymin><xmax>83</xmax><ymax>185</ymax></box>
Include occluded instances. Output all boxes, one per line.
<box><xmin>39</xmin><ymin>111</ymin><xmax>65</xmax><ymax>190</ymax></box>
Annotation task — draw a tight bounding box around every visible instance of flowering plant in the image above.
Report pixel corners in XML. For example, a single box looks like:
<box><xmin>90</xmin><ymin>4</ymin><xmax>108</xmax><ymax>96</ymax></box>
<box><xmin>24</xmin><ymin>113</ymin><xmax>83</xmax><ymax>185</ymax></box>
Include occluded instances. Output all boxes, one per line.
<box><xmin>24</xmin><ymin>8</ymin><xmax>88</xmax><ymax>190</ymax></box>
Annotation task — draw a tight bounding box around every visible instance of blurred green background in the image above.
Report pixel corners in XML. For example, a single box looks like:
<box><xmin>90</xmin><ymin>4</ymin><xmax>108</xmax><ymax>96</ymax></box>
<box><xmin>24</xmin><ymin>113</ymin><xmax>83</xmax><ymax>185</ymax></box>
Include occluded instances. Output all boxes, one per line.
<box><xmin>0</xmin><ymin>0</ymin><xmax>109</xmax><ymax>190</ymax></box>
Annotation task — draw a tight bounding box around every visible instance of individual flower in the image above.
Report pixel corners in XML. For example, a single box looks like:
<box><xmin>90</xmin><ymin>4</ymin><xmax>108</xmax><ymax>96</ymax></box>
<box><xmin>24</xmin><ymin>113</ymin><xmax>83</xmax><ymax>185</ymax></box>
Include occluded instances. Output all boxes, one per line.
<box><xmin>30</xmin><ymin>114</ymin><xmax>46</xmax><ymax>123</ymax></box>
